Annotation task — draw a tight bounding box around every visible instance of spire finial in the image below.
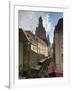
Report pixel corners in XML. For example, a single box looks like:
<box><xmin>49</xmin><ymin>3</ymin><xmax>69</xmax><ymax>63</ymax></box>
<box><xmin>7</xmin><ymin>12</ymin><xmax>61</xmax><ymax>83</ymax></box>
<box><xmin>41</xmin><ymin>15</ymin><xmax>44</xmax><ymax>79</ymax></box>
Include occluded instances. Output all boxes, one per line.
<box><xmin>39</xmin><ymin>16</ymin><xmax>42</xmax><ymax>22</ymax></box>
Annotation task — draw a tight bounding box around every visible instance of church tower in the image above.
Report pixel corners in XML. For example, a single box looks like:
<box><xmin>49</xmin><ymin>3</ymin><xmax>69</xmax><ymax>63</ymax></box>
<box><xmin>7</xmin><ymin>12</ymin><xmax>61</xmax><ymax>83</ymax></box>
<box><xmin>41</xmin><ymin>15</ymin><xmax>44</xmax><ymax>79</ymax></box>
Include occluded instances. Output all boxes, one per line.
<box><xmin>35</xmin><ymin>16</ymin><xmax>46</xmax><ymax>42</ymax></box>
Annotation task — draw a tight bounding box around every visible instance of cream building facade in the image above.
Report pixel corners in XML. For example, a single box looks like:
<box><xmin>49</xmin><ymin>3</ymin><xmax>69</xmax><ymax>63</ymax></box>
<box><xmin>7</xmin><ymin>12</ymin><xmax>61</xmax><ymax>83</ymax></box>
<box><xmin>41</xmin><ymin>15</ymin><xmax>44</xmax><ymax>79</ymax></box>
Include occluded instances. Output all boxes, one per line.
<box><xmin>19</xmin><ymin>28</ymin><xmax>49</xmax><ymax>76</ymax></box>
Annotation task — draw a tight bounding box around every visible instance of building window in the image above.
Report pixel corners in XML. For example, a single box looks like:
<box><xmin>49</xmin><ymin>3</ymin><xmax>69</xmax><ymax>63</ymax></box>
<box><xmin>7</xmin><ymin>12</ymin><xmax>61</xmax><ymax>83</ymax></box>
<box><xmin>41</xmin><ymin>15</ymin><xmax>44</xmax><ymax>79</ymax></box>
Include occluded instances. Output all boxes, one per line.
<box><xmin>61</xmin><ymin>54</ymin><xmax>63</xmax><ymax>62</ymax></box>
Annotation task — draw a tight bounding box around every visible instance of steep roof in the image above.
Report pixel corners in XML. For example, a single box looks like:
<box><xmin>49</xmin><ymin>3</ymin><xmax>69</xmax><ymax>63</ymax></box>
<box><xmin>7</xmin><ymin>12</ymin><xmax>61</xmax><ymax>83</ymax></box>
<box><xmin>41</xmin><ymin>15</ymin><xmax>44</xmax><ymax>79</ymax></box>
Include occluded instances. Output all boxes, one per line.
<box><xmin>19</xmin><ymin>28</ymin><xmax>47</xmax><ymax>46</ymax></box>
<box><xmin>54</xmin><ymin>18</ymin><xmax>63</xmax><ymax>33</ymax></box>
<box><xmin>19</xmin><ymin>28</ymin><xmax>27</xmax><ymax>42</ymax></box>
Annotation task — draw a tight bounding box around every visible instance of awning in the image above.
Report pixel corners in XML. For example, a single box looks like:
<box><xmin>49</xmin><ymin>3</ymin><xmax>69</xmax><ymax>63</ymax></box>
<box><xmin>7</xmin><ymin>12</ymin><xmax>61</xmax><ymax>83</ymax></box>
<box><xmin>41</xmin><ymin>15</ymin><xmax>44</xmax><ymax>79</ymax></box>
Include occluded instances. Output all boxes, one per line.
<box><xmin>39</xmin><ymin>58</ymin><xmax>48</xmax><ymax>63</ymax></box>
<box><xmin>31</xmin><ymin>64</ymin><xmax>41</xmax><ymax>70</ymax></box>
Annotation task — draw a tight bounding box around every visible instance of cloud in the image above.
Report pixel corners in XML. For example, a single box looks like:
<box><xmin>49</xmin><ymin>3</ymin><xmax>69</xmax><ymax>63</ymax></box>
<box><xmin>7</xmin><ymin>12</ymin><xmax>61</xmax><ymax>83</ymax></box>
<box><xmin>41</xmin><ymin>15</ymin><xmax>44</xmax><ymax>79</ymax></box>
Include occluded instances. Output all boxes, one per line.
<box><xmin>19</xmin><ymin>11</ymin><xmax>51</xmax><ymax>32</ymax></box>
<box><xmin>49</xmin><ymin>27</ymin><xmax>55</xmax><ymax>44</ymax></box>
<box><xmin>19</xmin><ymin>10</ymin><xmax>54</xmax><ymax>43</ymax></box>
<box><xmin>42</xmin><ymin>14</ymin><xmax>54</xmax><ymax>43</ymax></box>
<box><xmin>42</xmin><ymin>15</ymin><xmax>52</xmax><ymax>33</ymax></box>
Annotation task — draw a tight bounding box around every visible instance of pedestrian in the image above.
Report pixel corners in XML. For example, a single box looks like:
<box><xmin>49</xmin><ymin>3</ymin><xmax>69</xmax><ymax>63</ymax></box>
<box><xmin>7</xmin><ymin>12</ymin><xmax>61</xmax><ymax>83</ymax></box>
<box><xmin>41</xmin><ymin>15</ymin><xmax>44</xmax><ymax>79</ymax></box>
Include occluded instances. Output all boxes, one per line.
<box><xmin>48</xmin><ymin>60</ymin><xmax>56</xmax><ymax>77</ymax></box>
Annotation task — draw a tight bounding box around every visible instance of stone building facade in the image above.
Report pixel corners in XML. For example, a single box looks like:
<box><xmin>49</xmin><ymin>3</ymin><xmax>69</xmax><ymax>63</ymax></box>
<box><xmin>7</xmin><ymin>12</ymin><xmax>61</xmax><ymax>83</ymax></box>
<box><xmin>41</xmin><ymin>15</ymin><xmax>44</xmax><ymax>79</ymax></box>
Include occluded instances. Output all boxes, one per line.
<box><xmin>53</xmin><ymin>18</ymin><xmax>63</xmax><ymax>73</ymax></box>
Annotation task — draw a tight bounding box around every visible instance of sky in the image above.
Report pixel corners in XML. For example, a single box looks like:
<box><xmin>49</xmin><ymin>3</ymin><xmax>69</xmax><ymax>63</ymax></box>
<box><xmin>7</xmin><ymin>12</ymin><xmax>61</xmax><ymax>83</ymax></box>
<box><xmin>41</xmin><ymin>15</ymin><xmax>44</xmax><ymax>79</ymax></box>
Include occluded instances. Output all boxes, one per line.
<box><xmin>18</xmin><ymin>10</ymin><xmax>63</xmax><ymax>44</ymax></box>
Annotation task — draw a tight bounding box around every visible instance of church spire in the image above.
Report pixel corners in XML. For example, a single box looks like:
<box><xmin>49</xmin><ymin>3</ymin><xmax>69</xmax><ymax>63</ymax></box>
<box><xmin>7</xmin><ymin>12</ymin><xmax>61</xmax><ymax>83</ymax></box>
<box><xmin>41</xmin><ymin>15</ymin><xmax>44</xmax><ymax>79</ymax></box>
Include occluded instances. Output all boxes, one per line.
<box><xmin>39</xmin><ymin>16</ymin><xmax>43</xmax><ymax>26</ymax></box>
<box><xmin>35</xmin><ymin>16</ymin><xmax>46</xmax><ymax>42</ymax></box>
<box><xmin>47</xmin><ymin>34</ymin><xmax>50</xmax><ymax>45</ymax></box>
<box><xmin>39</xmin><ymin>16</ymin><xmax>42</xmax><ymax>22</ymax></box>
